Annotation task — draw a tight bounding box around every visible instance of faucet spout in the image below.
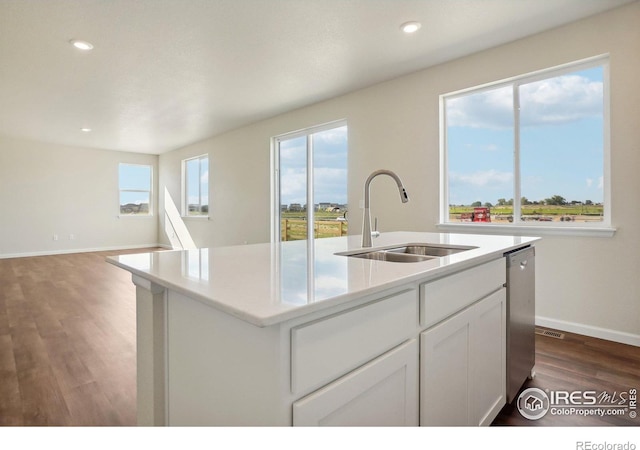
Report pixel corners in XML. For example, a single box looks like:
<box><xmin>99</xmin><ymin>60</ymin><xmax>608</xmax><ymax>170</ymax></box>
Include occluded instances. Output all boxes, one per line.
<box><xmin>361</xmin><ymin>170</ymin><xmax>409</xmax><ymax>247</ymax></box>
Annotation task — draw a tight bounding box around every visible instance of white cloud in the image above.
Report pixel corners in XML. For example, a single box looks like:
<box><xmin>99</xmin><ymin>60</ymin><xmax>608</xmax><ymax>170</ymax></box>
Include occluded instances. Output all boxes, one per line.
<box><xmin>520</xmin><ymin>75</ymin><xmax>603</xmax><ymax>126</ymax></box>
<box><xmin>280</xmin><ymin>167</ymin><xmax>347</xmax><ymax>205</ymax></box>
<box><xmin>585</xmin><ymin>177</ymin><xmax>604</xmax><ymax>190</ymax></box>
<box><xmin>314</xmin><ymin>126</ymin><xmax>348</xmax><ymax>145</ymax></box>
<box><xmin>279</xmin><ymin>144</ymin><xmax>306</xmax><ymax>170</ymax></box>
<box><xmin>450</xmin><ymin>169</ymin><xmax>513</xmax><ymax>188</ymax></box>
<box><xmin>447</xmin><ymin>86</ymin><xmax>513</xmax><ymax>129</ymax></box>
<box><xmin>447</xmin><ymin>74</ymin><xmax>603</xmax><ymax>129</ymax></box>
<box><xmin>314</xmin><ymin>168</ymin><xmax>347</xmax><ymax>204</ymax></box>
<box><xmin>278</xmin><ymin>125</ymin><xmax>348</xmax><ymax>205</ymax></box>
<box><xmin>280</xmin><ymin>168</ymin><xmax>307</xmax><ymax>203</ymax></box>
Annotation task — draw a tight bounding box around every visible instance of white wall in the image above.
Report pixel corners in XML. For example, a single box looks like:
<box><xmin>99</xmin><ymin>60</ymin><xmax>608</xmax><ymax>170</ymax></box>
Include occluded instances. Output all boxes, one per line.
<box><xmin>158</xmin><ymin>2</ymin><xmax>639</xmax><ymax>344</ymax></box>
<box><xmin>158</xmin><ymin>122</ymin><xmax>275</xmax><ymax>247</ymax></box>
<box><xmin>0</xmin><ymin>135</ymin><xmax>159</xmax><ymax>257</ymax></box>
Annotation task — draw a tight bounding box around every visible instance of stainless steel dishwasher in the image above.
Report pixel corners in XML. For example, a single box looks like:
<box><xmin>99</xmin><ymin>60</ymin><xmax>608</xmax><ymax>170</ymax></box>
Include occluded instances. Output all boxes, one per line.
<box><xmin>505</xmin><ymin>246</ymin><xmax>536</xmax><ymax>403</ymax></box>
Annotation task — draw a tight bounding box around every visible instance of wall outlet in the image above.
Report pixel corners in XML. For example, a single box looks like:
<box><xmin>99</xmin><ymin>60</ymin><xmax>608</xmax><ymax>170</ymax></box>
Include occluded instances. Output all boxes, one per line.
<box><xmin>53</xmin><ymin>234</ymin><xmax>58</xmax><ymax>241</ymax></box>
<box><xmin>69</xmin><ymin>234</ymin><xmax>75</xmax><ymax>240</ymax></box>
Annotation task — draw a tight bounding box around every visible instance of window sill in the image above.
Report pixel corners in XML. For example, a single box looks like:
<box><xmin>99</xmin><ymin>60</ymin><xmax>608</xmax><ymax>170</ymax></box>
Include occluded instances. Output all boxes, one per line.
<box><xmin>181</xmin><ymin>215</ymin><xmax>210</xmax><ymax>220</ymax></box>
<box><xmin>436</xmin><ymin>222</ymin><xmax>616</xmax><ymax>238</ymax></box>
<box><xmin>118</xmin><ymin>214</ymin><xmax>154</xmax><ymax>219</ymax></box>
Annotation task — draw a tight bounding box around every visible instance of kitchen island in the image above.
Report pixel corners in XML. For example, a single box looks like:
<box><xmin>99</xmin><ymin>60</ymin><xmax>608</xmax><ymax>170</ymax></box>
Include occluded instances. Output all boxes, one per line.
<box><xmin>107</xmin><ymin>231</ymin><xmax>539</xmax><ymax>426</ymax></box>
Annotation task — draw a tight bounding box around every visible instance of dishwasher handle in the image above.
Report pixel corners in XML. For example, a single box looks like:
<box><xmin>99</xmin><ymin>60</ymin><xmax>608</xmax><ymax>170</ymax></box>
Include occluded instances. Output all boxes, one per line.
<box><xmin>505</xmin><ymin>246</ymin><xmax>535</xmax><ymax>268</ymax></box>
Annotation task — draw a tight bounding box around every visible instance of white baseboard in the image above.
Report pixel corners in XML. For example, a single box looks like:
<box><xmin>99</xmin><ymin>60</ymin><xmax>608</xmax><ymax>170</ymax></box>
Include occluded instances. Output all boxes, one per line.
<box><xmin>0</xmin><ymin>243</ymin><xmax>164</xmax><ymax>260</ymax></box>
<box><xmin>536</xmin><ymin>315</ymin><xmax>640</xmax><ymax>347</ymax></box>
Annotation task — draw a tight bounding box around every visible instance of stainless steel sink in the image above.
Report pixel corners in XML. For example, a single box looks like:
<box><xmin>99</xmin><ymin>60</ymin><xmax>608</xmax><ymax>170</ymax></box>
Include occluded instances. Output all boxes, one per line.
<box><xmin>348</xmin><ymin>251</ymin><xmax>435</xmax><ymax>263</ymax></box>
<box><xmin>337</xmin><ymin>243</ymin><xmax>477</xmax><ymax>263</ymax></box>
<box><xmin>386</xmin><ymin>244</ymin><xmax>476</xmax><ymax>257</ymax></box>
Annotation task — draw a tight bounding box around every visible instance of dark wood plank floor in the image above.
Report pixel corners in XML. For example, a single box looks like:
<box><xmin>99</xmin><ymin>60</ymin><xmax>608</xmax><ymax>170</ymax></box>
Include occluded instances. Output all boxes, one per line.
<box><xmin>493</xmin><ymin>330</ymin><xmax>640</xmax><ymax>426</ymax></box>
<box><xmin>1</xmin><ymin>250</ymin><xmax>638</xmax><ymax>426</ymax></box>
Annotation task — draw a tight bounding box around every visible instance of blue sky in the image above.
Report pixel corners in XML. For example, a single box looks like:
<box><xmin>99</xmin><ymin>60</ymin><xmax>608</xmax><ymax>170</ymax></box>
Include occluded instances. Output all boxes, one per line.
<box><xmin>446</xmin><ymin>66</ymin><xmax>604</xmax><ymax>206</ymax></box>
<box><xmin>119</xmin><ymin>163</ymin><xmax>151</xmax><ymax>205</ymax></box>
<box><xmin>185</xmin><ymin>157</ymin><xmax>209</xmax><ymax>206</ymax></box>
<box><xmin>279</xmin><ymin>125</ymin><xmax>348</xmax><ymax>207</ymax></box>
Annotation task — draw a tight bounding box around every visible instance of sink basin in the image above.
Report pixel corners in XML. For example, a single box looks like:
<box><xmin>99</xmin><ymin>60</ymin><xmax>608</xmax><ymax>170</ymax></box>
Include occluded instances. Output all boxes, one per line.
<box><xmin>386</xmin><ymin>244</ymin><xmax>476</xmax><ymax>257</ymax></box>
<box><xmin>348</xmin><ymin>251</ymin><xmax>435</xmax><ymax>263</ymax></box>
<box><xmin>337</xmin><ymin>243</ymin><xmax>477</xmax><ymax>263</ymax></box>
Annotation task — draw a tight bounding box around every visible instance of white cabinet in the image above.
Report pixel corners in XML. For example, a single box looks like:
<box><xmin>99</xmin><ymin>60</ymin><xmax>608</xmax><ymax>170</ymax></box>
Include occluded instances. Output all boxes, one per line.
<box><xmin>420</xmin><ymin>288</ymin><xmax>506</xmax><ymax>426</ymax></box>
<box><xmin>470</xmin><ymin>288</ymin><xmax>507</xmax><ymax>426</ymax></box>
<box><xmin>130</xmin><ymin>251</ymin><xmax>513</xmax><ymax>427</ymax></box>
<box><xmin>420</xmin><ymin>304</ymin><xmax>471</xmax><ymax>426</ymax></box>
<box><xmin>293</xmin><ymin>339</ymin><xmax>418</xmax><ymax>426</ymax></box>
<box><xmin>420</xmin><ymin>258</ymin><xmax>505</xmax><ymax>328</ymax></box>
<box><xmin>291</xmin><ymin>289</ymin><xmax>416</xmax><ymax>394</ymax></box>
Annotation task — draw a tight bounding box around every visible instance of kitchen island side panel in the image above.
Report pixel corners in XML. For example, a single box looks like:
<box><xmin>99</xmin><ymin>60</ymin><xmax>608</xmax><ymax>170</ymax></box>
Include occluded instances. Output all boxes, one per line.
<box><xmin>166</xmin><ymin>291</ymin><xmax>292</xmax><ymax>426</ymax></box>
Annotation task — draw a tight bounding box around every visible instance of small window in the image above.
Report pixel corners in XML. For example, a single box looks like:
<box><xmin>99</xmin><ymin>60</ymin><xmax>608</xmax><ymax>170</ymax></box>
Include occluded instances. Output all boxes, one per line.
<box><xmin>441</xmin><ymin>56</ymin><xmax>610</xmax><ymax>233</ymax></box>
<box><xmin>119</xmin><ymin>163</ymin><xmax>152</xmax><ymax>215</ymax></box>
<box><xmin>183</xmin><ymin>154</ymin><xmax>209</xmax><ymax>217</ymax></box>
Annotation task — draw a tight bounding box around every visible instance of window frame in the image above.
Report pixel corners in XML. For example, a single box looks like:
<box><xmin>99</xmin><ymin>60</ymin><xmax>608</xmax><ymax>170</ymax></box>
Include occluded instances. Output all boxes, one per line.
<box><xmin>182</xmin><ymin>154</ymin><xmax>209</xmax><ymax>218</ymax></box>
<box><xmin>118</xmin><ymin>163</ymin><xmax>153</xmax><ymax>217</ymax></box>
<box><xmin>271</xmin><ymin>119</ymin><xmax>348</xmax><ymax>243</ymax></box>
<box><xmin>438</xmin><ymin>55</ymin><xmax>615</xmax><ymax>237</ymax></box>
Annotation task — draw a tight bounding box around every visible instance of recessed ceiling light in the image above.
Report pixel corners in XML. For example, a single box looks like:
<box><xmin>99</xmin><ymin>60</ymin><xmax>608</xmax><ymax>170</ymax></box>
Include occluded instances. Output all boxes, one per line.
<box><xmin>400</xmin><ymin>21</ymin><xmax>421</xmax><ymax>34</ymax></box>
<box><xmin>70</xmin><ymin>39</ymin><xmax>94</xmax><ymax>51</ymax></box>
<box><xmin>81</xmin><ymin>128</ymin><xmax>92</xmax><ymax>132</ymax></box>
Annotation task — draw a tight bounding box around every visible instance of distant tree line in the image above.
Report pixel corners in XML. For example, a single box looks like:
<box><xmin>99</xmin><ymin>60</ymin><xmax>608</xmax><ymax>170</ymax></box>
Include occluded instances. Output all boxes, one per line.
<box><xmin>463</xmin><ymin>195</ymin><xmax>598</xmax><ymax>208</ymax></box>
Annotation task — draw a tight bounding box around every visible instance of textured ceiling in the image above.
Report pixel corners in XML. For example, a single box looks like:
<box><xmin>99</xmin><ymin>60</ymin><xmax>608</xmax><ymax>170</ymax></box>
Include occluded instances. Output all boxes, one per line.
<box><xmin>0</xmin><ymin>0</ymin><xmax>634</xmax><ymax>154</ymax></box>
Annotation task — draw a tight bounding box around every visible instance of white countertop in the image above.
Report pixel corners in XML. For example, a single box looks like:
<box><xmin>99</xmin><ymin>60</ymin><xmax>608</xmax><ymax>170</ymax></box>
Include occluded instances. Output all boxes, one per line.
<box><xmin>107</xmin><ymin>231</ymin><xmax>539</xmax><ymax>327</ymax></box>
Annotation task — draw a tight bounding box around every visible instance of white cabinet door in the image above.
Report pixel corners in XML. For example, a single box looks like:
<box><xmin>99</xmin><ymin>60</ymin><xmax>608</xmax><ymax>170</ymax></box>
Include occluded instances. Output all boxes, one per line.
<box><xmin>420</xmin><ymin>288</ymin><xmax>506</xmax><ymax>426</ymax></box>
<box><xmin>470</xmin><ymin>288</ymin><xmax>506</xmax><ymax>426</ymax></box>
<box><xmin>420</xmin><ymin>306</ymin><xmax>472</xmax><ymax>425</ymax></box>
<box><xmin>293</xmin><ymin>339</ymin><xmax>418</xmax><ymax>426</ymax></box>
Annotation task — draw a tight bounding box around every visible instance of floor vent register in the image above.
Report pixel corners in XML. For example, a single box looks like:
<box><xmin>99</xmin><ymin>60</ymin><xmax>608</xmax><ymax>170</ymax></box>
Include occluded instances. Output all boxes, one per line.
<box><xmin>535</xmin><ymin>328</ymin><xmax>565</xmax><ymax>339</ymax></box>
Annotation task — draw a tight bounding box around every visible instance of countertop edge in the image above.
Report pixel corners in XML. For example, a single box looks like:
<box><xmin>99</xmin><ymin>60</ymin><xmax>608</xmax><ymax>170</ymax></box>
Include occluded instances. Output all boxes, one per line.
<box><xmin>106</xmin><ymin>237</ymin><xmax>538</xmax><ymax>328</ymax></box>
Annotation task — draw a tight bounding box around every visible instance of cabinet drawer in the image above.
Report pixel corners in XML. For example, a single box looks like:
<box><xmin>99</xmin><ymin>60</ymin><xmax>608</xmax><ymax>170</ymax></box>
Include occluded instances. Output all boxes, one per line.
<box><xmin>420</xmin><ymin>258</ymin><xmax>505</xmax><ymax>329</ymax></box>
<box><xmin>293</xmin><ymin>339</ymin><xmax>419</xmax><ymax>426</ymax></box>
<box><xmin>291</xmin><ymin>289</ymin><xmax>417</xmax><ymax>395</ymax></box>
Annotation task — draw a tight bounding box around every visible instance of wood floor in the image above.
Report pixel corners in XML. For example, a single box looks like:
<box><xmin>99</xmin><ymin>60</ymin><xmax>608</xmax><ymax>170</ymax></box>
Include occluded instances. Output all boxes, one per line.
<box><xmin>1</xmin><ymin>250</ymin><xmax>639</xmax><ymax>426</ymax></box>
<box><xmin>0</xmin><ymin>249</ymin><xmax>156</xmax><ymax>426</ymax></box>
<box><xmin>493</xmin><ymin>329</ymin><xmax>640</xmax><ymax>426</ymax></box>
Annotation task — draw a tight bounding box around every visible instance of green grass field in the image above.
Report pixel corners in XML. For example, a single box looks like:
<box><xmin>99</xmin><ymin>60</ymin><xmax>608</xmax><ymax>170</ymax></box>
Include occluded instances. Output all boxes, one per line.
<box><xmin>281</xmin><ymin>211</ymin><xmax>348</xmax><ymax>241</ymax></box>
<box><xmin>449</xmin><ymin>204</ymin><xmax>604</xmax><ymax>222</ymax></box>
<box><xmin>281</xmin><ymin>210</ymin><xmax>346</xmax><ymax>220</ymax></box>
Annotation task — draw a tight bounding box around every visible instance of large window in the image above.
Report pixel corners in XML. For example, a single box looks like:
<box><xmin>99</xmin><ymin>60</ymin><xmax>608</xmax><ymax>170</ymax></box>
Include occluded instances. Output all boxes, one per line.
<box><xmin>441</xmin><ymin>56</ymin><xmax>611</xmax><ymax>234</ymax></box>
<box><xmin>183</xmin><ymin>154</ymin><xmax>209</xmax><ymax>217</ymax></box>
<box><xmin>119</xmin><ymin>163</ymin><xmax>152</xmax><ymax>215</ymax></box>
<box><xmin>273</xmin><ymin>121</ymin><xmax>348</xmax><ymax>242</ymax></box>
